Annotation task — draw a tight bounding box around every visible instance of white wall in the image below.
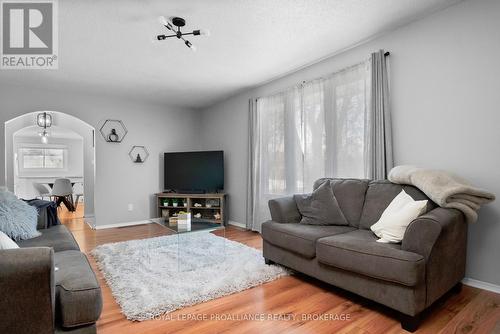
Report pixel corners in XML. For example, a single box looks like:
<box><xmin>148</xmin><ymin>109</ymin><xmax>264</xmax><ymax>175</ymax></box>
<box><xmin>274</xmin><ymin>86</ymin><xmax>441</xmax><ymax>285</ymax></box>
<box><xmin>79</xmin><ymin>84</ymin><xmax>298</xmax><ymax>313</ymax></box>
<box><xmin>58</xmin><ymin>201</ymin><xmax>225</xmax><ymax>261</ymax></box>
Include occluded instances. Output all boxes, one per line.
<box><xmin>199</xmin><ymin>0</ymin><xmax>500</xmax><ymax>286</ymax></box>
<box><xmin>0</xmin><ymin>86</ymin><xmax>201</xmax><ymax>227</ymax></box>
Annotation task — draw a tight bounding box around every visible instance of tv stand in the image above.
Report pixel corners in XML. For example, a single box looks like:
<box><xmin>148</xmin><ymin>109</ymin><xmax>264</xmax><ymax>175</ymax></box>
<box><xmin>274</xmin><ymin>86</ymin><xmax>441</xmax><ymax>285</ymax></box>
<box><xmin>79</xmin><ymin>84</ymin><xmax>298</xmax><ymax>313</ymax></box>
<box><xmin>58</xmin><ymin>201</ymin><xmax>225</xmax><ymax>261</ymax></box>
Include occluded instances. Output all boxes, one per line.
<box><xmin>156</xmin><ymin>192</ymin><xmax>227</xmax><ymax>225</ymax></box>
<box><xmin>172</xmin><ymin>190</ymin><xmax>205</xmax><ymax>194</ymax></box>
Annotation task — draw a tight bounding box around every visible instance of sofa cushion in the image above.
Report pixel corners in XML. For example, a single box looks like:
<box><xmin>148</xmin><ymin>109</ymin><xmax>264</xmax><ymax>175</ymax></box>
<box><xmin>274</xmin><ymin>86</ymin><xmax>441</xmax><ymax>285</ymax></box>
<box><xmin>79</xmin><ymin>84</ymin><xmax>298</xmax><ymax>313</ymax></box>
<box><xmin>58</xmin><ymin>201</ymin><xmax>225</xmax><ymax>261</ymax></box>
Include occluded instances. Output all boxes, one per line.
<box><xmin>262</xmin><ymin>221</ymin><xmax>355</xmax><ymax>258</ymax></box>
<box><xmin>358</xmin><ymin>180</ymin><xmax>434</xmax><ymax>230</ymax></box>
<box><xmin>54</xmin><ymin>250</ymin><xmax>102</xmax><ymax>328</ymax></box>
<box><xmin>316</xmin><ymin>230</ymin><xmax>425</xmax><ymax>286</ymax></box>
<box><xmin>294</xmin><ymin>180</ymin><xmax>348</xmax><ymax>226</ymax></box>
<box><xmin>314</xmin><ymin>178</ymin><xmax>370</xmax><ymax>227</ymax></box>
<box><xmin>17</xmin><ymin>225</ymin><xmax>80</xmax><ymax>252</ymax></box>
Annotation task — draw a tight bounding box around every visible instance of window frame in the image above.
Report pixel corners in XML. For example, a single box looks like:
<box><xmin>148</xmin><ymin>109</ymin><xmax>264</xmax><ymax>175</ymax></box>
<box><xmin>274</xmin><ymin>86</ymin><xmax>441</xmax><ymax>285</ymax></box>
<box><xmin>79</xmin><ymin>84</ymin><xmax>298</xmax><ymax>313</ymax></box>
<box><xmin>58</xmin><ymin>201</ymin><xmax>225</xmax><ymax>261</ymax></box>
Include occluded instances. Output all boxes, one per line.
<box><xmin>17</xmin><ymin>144</ymin><xmax>68</xmax><ymax>174</ymax></box>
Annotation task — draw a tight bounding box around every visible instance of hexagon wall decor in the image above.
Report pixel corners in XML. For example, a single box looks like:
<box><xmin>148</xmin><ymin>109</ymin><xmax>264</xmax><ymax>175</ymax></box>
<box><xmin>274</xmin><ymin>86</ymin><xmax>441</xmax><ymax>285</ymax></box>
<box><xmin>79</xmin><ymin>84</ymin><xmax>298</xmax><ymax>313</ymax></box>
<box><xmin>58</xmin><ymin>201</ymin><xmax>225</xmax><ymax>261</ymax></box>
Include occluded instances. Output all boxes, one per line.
<box><xmin>129</xmin><ymin>145</ymin><xmax>149</xmax><ymax>163</ymax></box>
<box><xmin>99</xmin><ymin>119</ymin><xmax>128</xmax><ymax>143</ymax></box>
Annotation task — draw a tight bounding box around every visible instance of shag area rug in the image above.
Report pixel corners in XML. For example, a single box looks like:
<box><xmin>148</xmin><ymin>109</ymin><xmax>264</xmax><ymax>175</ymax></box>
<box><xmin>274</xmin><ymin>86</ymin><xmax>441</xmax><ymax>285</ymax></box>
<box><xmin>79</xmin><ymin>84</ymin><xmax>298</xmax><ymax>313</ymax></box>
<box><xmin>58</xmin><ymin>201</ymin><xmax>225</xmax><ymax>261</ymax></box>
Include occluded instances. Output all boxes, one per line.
<box><xmin>91</xmin><ymin>233</ymin><xmax>288</xmax><ymax>321</ymax></box>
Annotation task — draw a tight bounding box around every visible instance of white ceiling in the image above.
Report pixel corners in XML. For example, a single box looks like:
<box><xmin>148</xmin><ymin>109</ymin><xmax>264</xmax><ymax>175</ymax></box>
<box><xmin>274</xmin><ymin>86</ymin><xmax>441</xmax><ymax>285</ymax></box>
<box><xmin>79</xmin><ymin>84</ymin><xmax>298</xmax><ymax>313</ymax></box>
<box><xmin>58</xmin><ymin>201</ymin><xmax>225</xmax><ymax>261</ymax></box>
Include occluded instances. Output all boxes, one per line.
<box><xmin>1</xmin><ymin>0</ymin><xmax>462</xmax><ymax>109</ymax></box>
<box><xmin>14</xmin><ymin>125</ymin><xmax>82</xmax><ymax>140</ymax></box>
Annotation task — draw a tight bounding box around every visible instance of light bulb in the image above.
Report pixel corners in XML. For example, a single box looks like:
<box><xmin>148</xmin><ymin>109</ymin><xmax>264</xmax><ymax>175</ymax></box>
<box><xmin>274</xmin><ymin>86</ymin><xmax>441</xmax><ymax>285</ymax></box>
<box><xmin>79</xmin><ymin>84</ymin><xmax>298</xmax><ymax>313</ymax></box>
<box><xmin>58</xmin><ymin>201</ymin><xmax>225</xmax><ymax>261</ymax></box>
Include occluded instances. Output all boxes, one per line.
<box><xmin>193</xmin><ymin>29</ymin><xmax>210</xmax><ymax>36</ymax></box>
<box><xmin>199</xmin><ymin>29</ymin><xmax>210</xmax><ymax>36</ymax></box>
<box><xmin>158</xmin><ymin>16</ymin><xmax>173</xmax><ymax>30</ymax></box>
<box><xmin>185</xmin><ymin>40</ymin><xmax>196</xmax><ymax>51</ymax></box>
<box><xmin>158</xmin><ymin>16</ymin><xmax>168</xmax><ymax>25</ymax></box>
<box><xmin>39</xmin><ymin>130</ymin><xmax>49</xmax><ymax>143</ymax></box>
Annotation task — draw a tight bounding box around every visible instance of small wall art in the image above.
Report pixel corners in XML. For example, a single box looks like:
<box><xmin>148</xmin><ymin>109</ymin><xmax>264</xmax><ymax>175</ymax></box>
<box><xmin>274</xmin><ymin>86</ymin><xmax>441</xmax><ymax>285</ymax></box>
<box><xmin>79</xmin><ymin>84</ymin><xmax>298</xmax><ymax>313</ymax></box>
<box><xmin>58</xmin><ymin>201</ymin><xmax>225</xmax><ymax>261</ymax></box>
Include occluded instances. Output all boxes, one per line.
<box><xmin>129</xmin><ymin>145</ymin><xmax>149</xmax><ymax>163</ymax></box>
<box><xmin>99</xmin><ymin>119</ymin><xmax>128</xmax><ymax>143</ymax></box>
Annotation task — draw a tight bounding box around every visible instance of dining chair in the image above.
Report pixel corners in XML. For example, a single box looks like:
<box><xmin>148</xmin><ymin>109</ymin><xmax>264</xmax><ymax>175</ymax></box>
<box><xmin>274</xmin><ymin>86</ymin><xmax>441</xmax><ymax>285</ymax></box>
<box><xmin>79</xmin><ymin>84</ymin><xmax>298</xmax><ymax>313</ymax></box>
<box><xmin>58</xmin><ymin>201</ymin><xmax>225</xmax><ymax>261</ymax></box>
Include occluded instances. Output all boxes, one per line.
<box><xmin>72</xmin><ymin>182</ymin><xmax>84</xmax><ymax>210</ymax></box>
<box><xmin>52</xmin><ymin>178</ymin><xmax>75</xmax><ymax>212</ymax></box>
<box><xmin>33</xmin><ymin>183</ymin><xmax>52</xmax><ymax>200</ymax></box>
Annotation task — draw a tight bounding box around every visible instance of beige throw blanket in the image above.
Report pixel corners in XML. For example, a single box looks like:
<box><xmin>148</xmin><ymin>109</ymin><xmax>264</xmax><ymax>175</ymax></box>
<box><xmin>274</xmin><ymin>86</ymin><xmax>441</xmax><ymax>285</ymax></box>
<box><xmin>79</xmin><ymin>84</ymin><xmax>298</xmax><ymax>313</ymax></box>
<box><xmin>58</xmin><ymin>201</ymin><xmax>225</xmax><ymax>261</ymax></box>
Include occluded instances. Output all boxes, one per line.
<box><xmin>388</xmin><ymin>165</ymin><xmax>495</xmax><ymax>223</ymax></box>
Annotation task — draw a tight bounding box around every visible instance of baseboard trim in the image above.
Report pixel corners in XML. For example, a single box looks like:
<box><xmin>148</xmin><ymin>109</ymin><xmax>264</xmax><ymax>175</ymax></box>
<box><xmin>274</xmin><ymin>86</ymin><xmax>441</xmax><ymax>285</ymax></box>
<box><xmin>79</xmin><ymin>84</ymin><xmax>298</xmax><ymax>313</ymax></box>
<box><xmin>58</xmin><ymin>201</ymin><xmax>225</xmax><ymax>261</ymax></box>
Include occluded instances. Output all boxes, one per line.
<box><xmin>94</xmin><ymin>219</ymin><xmax>248</xmax><ymax>230</ymax></box>
<box><xmin>94</xmin><ymin>220</ymin><xmax>153</xmax><ymax>230</ymax></box>
<box><xmin>84</xmin><ymin>217</ymin><xmax>96</xmax><ymax>230</ymax></box>
<box><xmin>462</xmin><ymin>277</ymin><xmax>500</xmax><ymax>294</ymax></box>
<box><xmin>228</xmin><ymin>220</ymin><xmax>247</xmax><ymax>229</ymax></box>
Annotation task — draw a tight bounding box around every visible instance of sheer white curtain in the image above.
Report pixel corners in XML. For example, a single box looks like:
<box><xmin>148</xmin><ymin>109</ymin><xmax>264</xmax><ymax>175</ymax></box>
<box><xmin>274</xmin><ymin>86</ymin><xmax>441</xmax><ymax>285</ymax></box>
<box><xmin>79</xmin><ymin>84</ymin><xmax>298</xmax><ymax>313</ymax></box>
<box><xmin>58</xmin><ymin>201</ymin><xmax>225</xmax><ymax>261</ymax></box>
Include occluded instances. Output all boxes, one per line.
<box><xmin>248</xmin><ymin>60</ymin><xmax>372</xmax><ymax>232</ymax></box>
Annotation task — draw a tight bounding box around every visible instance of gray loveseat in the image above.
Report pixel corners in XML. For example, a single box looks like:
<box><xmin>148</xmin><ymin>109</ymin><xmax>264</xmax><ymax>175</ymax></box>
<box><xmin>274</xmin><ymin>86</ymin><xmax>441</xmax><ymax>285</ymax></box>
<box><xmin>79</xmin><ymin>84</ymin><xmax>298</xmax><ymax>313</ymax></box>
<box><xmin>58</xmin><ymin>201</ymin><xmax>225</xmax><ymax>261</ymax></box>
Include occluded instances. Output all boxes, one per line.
<box><xmin>0</xmin><ymin>213</ymin><xmax>102</xmax><ymax>334</ymax></box>
<box><xmin>262</xmin><ymin>178</ymin><xmax>467</xmax><ymax>332</ymax></box>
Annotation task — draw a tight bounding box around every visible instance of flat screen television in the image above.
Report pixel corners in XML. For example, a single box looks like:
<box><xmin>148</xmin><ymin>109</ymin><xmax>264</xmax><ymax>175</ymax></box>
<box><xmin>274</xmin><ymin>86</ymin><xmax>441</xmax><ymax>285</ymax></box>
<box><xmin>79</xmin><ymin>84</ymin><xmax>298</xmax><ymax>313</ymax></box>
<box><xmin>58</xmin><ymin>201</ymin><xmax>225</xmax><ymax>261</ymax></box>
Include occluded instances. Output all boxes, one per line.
<box><xmin>164</xmin><ymin>150</ymin><xmax>224</xmax><ymax>193</ymax></box>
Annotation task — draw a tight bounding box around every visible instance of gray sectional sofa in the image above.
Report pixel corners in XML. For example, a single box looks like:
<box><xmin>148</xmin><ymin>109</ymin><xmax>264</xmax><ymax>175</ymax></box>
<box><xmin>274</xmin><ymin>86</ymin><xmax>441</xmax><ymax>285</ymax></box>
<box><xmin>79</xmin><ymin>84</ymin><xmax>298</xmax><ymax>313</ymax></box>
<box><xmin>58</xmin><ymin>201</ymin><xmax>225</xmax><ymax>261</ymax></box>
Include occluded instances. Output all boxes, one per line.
<box><xmin>262</xmin><ymin>178</ymin><xmax>467</xmax><ymax>332</ymax></box>
<box><xmin>0</xmin><ymin>216</ymin><xmax>102</xmax><ymax>333</ymax></box>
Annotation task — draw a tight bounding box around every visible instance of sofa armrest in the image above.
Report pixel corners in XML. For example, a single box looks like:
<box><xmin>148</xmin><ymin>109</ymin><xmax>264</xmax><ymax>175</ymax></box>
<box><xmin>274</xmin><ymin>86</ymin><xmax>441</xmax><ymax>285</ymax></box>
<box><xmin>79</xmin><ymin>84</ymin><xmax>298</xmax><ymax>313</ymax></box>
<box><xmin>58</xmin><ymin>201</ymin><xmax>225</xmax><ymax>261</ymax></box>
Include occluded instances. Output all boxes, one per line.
<box><xmin>0</xmin><ymin>247</ymin><xmax>55</xmax><ymax>334</ymax></box>
<box><xmin>401</xmin><ymin>207</ymin><xmax>465</xmax><ymax>260</ymax></box>
<box><xmin>402</xmin><ymin>207</ymin><xmax>467</xmax><ymax>306</ymax></box>
<box><xmin>268</xmin><ymin>196</ymin><xmax>301</xmax><ymax>224</ymax></box>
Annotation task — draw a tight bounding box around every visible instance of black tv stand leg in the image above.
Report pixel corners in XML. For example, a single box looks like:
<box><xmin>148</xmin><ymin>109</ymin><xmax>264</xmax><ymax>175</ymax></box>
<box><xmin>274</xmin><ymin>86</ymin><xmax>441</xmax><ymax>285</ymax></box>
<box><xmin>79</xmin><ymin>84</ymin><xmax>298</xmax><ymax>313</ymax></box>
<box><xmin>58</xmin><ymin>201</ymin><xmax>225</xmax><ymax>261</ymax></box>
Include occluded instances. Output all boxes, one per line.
<box><xmin>264</xmin><ymin>258</ymin><xmax>274</xmax><ymax>265</ymax></box>
<box><xmin>400</xmin><ymin>313</ymin><xmax>421</xmax><ymax>332</ymax></box>
<box><xmin>452</xmin><ymin>282</ymin><xmax>463</xmax><ymax>294</ymax></box>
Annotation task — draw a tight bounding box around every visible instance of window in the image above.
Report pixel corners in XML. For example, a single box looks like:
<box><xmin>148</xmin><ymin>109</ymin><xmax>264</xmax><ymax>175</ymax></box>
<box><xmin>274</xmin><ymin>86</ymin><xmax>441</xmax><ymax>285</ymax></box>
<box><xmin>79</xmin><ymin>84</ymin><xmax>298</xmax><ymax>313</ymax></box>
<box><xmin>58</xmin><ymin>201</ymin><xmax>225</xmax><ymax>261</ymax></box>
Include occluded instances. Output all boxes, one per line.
<box><xmin>20</xmin><ymin>147</ymin><xmax>66</xmax><ymax>169</ymax></box>
<box><xmin>249</xmin><ymin>60</ymin><xmax>372</xmax><ymax>231</ymax></box>
<box><xmin>255</xmin><ymin>63</ymin><xmax>370</xmax><ymax>197</ymax></box>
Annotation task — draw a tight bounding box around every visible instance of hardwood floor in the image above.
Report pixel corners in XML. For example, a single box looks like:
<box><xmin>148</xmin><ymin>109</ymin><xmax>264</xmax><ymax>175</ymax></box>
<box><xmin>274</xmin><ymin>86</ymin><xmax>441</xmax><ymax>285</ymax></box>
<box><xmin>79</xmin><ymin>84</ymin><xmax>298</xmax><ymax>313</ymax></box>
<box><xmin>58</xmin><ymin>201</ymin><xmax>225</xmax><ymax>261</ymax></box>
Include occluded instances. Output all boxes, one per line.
<box><xmin>61</xmin><ymin>208</ymin><xmax>500</xmax><ymax>334</ymax></box>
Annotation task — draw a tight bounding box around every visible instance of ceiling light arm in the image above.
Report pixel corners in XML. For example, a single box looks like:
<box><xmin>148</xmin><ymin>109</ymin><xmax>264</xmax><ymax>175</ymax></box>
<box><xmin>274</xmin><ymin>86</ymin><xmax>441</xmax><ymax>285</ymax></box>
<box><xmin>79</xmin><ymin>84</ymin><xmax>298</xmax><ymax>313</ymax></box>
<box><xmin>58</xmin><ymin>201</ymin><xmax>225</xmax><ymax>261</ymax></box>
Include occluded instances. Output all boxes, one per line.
<box><xmin>176</xmin><ymin>30</ymin><xmax>207</xmax><ymax>37</ymax></box>
<box><xmin>157</xmin><ymin>34</ymin><xmax>178</xmax><ymax>40</ymax></box>
<box><xmin>157</xmin><ymin>32</ymin><xmax>199</xmax><ymax>40</ymax></box>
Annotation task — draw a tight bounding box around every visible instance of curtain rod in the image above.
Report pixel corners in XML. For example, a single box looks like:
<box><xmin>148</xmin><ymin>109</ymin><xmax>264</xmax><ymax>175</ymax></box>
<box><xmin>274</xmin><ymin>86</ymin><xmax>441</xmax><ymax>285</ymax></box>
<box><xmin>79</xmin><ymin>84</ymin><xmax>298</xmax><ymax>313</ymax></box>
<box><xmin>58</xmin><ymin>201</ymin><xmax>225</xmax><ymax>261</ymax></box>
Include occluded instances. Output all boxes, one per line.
<box><xmin>254</xmin><ymin>50</ymin><xmax>390</xmax><ymax>101</ymax></box>
<box><xmin>254</xmin><ymin>59</ymin><xmax>366</xmax><ymax>100</ymax></box>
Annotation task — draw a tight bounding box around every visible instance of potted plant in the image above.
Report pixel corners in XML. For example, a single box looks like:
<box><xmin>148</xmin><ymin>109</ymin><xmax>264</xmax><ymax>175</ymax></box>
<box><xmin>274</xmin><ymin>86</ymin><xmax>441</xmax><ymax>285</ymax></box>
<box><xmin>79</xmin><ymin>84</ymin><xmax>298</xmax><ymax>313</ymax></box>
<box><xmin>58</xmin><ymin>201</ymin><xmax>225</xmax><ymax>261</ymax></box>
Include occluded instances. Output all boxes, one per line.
<box><xmin>172</xmin><ymin>198</ymin><xmax>179</xmax><ymax>207</ymax></box>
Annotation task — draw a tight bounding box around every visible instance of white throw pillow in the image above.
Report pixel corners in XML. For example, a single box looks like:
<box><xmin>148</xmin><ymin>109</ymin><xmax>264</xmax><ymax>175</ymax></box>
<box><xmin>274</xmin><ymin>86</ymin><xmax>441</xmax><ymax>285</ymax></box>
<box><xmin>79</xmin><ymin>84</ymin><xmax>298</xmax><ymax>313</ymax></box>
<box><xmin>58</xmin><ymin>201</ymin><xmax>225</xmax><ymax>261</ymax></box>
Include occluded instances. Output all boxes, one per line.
<box><xmin>0</xmin><ymin>230</ymin><xmax>19</xmax><ymax>250</ymax></box>
<box><xmin>371</xmin><ymin>190</ymin><xmax>428</xmax><ymax>243</ymax></box>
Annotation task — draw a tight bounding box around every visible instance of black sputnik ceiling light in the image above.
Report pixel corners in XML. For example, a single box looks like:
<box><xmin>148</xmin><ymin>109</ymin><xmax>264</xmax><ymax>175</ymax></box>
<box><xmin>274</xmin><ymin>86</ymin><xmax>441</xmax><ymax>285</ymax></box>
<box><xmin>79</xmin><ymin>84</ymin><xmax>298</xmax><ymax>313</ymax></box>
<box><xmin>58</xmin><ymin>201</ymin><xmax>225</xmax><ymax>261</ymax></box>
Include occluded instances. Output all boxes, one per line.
<box><xmin>156</xmin><ymin>16</ymin><xmax>210</xmax><ymax>51</ymax></box>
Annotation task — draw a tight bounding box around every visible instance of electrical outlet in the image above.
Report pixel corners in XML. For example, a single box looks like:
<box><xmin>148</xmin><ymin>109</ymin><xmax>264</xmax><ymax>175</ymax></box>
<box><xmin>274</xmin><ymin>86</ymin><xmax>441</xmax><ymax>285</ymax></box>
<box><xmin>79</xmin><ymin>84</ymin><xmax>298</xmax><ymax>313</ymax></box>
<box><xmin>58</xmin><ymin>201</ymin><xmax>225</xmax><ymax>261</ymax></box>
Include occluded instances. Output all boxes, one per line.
<box><xmin>127</xmin><ymin>204</ymin><xmax>134</xmax><ymax>211</ymax></box>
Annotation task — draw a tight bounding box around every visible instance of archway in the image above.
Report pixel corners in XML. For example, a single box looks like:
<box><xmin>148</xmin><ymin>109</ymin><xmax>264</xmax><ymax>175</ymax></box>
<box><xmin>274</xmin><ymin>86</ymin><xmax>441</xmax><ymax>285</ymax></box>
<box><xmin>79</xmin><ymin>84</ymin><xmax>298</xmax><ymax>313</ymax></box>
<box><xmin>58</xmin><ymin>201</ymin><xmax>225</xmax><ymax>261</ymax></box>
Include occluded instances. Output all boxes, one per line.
<box><xmin>5</xmin><ymin>111</ymin><xmax>95</xmax><ymax>219</ymax></box>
